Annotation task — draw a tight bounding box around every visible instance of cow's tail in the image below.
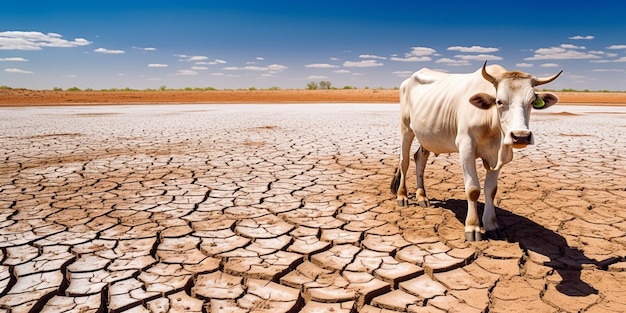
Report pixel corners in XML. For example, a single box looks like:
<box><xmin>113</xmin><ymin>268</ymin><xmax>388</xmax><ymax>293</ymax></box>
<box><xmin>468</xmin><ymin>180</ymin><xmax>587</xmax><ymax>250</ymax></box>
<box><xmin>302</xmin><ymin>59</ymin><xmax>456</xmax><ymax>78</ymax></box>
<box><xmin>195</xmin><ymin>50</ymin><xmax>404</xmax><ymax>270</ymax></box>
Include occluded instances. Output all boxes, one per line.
<box><xmin>390</xmin><ymin>167</ymin><xmax>401</xmax><ymax>194</ymax></box>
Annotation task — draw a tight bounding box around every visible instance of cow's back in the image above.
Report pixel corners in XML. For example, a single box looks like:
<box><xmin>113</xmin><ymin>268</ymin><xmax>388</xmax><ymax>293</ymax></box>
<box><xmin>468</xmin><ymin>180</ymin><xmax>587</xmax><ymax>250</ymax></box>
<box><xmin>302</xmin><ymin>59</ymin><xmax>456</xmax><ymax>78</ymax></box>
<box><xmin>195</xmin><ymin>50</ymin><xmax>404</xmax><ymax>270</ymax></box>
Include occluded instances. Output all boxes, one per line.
<box><xmin>400</xmin><ymin>66</ymin><xmax>499</xmax><ymax>154</ymax></box>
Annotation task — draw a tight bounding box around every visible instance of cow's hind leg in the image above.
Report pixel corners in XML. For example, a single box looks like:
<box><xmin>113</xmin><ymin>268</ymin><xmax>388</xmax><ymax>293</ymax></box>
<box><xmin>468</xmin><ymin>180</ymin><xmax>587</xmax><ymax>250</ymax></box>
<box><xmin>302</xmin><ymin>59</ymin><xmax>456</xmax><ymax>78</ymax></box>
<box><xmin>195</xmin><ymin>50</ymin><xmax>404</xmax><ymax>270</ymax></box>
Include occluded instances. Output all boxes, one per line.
<box><xmin>414</xmin><ymin>145</ymin><xmax>430</xmax><ymax>207</ymax></box>
<box><xmin>483</xmin><ymin>165</ymin><xmax>506</xmax><ymax>240</ymax></box>
<box><xmin>392</xmin><ymin>126</ymin><xmax>414</xmax><ymax>206</ymax></box>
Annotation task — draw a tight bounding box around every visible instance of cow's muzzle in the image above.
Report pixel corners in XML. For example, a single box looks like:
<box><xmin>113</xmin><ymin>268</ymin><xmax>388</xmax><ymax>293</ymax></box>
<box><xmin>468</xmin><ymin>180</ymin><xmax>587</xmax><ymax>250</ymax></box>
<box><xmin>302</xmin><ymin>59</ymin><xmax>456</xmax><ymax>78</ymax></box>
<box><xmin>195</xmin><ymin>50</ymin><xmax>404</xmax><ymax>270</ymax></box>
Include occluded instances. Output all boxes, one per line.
<box><xmin>509</xmin><ymin>130</ymin><xmax>534</xmax><ymax>148</ymax></box>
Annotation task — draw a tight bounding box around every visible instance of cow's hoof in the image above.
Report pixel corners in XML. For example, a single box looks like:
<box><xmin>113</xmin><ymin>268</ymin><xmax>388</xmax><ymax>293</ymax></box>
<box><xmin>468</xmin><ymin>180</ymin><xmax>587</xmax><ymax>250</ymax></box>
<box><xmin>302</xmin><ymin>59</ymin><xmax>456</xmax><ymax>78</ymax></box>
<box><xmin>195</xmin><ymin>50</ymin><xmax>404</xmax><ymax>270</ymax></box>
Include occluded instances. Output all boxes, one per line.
<box><xmin>416</xmin><ymin>198</ymin><xmax>430</xmax><ymax>208</ymax></box>
<box><xmin>485</xmin><ymin>229</ymin><xmax>507</xmax><ymax>241</ymax></box>
<box><xmin>465</xmin><ymin>231</ymin><xmax>482</xmax><ymax>242</ymax></box>
<box><xmin>397</xmin><ymin>198</ymin><xmax>409</xmax><ymax>207</ymax></box>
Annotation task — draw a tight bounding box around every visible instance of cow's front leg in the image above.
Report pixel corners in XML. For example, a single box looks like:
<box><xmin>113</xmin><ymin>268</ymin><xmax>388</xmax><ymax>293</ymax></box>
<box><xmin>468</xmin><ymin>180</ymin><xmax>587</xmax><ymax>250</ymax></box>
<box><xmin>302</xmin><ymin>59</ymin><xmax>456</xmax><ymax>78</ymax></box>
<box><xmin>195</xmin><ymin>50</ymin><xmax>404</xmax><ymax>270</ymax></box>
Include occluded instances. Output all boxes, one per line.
<box><xmin>483</xmin><ymin>167</ymin><xmax>506</xmax><ymax>240</ymax></box>
<box><xmin>414</xmin><ymin>145</ymin><xmax>430</xmax><ymax>207</ymax></box>
<box><xmin>459</xmin><ymin>144</ymin><xmax>482</xmax><ymax>241</ymax></box>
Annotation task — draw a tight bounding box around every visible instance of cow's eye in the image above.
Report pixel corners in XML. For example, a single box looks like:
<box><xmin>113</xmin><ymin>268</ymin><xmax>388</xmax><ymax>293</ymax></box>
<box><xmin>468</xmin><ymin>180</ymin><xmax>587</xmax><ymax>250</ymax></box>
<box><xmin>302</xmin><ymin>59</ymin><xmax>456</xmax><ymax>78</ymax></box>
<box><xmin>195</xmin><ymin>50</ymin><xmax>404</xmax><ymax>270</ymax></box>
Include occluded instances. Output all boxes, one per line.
<box><xmin>496</xmin><ymin>99</ymin><xmax>504</xmax><ymax>106</ymax></box>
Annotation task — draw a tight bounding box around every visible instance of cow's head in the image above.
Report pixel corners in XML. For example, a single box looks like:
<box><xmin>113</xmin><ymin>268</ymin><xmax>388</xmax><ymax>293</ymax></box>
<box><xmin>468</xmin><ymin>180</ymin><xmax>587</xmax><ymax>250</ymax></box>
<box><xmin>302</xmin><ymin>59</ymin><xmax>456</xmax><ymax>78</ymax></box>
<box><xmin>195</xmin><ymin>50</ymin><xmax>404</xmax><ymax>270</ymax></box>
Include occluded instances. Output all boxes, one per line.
<box><xmin>470</xmin><ymin>61</ymin><xmax>562</xmax><ymax>149</ymax></box>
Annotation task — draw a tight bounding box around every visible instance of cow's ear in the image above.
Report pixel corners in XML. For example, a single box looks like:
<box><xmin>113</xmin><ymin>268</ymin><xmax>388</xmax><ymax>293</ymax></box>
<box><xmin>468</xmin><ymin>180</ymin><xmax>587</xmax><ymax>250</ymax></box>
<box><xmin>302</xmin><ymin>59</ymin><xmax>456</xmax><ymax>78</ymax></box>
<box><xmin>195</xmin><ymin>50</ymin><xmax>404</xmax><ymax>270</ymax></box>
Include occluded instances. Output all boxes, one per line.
<box><xmin>534</xmin><ymin>92</ymin><xmax>559</xmax><ymax>110</ymax></box>
<box><xmin>469</xmin><ymin>93</ymin><xmax>496</xmax><ymax>110</ymax></box>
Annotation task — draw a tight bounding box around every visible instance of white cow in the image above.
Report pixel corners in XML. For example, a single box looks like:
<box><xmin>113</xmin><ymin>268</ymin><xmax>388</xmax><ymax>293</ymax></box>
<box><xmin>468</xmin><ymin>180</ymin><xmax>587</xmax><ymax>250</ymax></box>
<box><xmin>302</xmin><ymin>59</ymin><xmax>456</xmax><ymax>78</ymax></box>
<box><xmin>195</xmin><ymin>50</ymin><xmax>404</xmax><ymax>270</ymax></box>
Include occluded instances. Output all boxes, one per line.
<box><xmin>391</xmin><ymin>62</ymin><xmax>562</xmax><ymax>241</ymax></box>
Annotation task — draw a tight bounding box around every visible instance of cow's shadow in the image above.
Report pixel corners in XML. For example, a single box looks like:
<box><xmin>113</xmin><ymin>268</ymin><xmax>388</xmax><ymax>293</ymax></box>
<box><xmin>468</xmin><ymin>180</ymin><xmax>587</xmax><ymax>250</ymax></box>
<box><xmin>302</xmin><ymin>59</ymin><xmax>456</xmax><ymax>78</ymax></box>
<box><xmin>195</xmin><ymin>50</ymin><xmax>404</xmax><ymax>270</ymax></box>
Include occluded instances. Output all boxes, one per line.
<box><xmin>433</xmin><ymin>199</ymin><xmax>604</xmax><ymax>297</ymax></box>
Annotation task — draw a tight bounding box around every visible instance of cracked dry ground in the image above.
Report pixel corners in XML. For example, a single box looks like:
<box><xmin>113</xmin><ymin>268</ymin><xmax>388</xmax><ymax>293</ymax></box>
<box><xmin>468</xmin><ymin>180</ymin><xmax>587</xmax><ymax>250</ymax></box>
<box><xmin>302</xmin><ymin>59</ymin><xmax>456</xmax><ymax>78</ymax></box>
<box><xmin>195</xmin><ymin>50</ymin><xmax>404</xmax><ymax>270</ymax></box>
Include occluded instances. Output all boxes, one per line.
<box><xmin>0</xmin><ymin>104</ymin><xmax>625</xmax><ymax>313</ymax></box>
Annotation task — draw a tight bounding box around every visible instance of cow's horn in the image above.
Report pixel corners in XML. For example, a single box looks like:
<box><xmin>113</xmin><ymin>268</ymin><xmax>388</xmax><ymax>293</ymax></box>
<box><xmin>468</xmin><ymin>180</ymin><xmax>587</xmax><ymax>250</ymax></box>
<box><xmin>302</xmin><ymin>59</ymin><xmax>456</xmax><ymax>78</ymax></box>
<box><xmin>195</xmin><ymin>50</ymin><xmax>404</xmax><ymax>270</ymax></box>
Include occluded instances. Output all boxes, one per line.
<box><xmin>533</xmin><ymin>70</ymin><xmax>563</xmax><ymax>86</ymax></box>
<box><xmin>481</xmin><ymin>61</ymin><xmax>496</xmax><ymax>84</ymax></box>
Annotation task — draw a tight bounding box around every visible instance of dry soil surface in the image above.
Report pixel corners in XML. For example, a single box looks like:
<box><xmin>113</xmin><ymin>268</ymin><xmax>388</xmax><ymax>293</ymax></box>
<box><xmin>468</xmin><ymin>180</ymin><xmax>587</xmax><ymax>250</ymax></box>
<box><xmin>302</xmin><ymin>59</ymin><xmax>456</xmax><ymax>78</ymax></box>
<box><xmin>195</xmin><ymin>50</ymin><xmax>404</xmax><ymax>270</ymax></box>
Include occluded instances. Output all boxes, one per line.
<box><xmin>1</xmin><ymin>102</ymin><xmax>625</xmax><ymax>313</ymax></box>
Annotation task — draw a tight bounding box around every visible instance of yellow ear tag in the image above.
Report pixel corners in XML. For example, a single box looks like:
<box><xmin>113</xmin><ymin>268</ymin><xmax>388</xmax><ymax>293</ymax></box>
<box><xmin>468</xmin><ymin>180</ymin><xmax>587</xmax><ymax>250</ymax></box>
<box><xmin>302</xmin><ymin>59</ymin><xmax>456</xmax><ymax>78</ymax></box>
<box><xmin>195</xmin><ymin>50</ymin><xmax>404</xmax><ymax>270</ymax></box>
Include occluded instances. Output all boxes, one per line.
<box><xmin>533</xmin><ymin>97</ymin><xmax>545</xmax><ymax>109</ymax></box>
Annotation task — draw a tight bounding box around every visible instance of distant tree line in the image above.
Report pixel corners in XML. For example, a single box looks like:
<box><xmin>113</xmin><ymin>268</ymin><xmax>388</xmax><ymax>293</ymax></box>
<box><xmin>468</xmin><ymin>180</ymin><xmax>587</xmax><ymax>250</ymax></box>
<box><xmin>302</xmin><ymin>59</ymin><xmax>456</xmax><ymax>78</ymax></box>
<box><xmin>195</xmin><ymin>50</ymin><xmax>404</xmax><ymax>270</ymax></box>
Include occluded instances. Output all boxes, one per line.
<box><xmin>306</xmin><ymin>81</ymin><xmax>362</xmax><ymax>90</ymax></box>
<box><xmin>4</xmin><ymin>85</ymin><xmax>618</xmax><ymax>93</ymax></box>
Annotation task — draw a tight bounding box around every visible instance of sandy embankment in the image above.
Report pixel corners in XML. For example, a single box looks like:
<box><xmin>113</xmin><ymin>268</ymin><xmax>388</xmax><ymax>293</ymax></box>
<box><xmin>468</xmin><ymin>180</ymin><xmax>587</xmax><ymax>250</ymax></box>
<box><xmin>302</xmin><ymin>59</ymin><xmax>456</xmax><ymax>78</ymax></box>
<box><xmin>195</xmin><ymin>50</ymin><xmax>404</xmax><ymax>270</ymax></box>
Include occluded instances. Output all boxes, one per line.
<box><xmin>1</xmin><ymin>88</ymin><xmax>625</xmax><ymax>106</ymax></box>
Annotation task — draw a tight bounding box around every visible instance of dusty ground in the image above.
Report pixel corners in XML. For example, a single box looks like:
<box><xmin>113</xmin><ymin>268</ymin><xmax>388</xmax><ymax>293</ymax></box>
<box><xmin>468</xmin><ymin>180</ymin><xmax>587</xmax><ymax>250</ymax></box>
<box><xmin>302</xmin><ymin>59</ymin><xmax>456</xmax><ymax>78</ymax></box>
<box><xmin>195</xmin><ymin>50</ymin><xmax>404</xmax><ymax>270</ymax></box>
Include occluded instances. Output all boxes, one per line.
<box><xmin>1</xmin><ymin>88</ymin><xmax>626</xmax><ymax>106</ymax></box>
<box><xmin>0</xmin><ymin>102</ymin><xmax>624</xmax><ymax>312</ymax></box>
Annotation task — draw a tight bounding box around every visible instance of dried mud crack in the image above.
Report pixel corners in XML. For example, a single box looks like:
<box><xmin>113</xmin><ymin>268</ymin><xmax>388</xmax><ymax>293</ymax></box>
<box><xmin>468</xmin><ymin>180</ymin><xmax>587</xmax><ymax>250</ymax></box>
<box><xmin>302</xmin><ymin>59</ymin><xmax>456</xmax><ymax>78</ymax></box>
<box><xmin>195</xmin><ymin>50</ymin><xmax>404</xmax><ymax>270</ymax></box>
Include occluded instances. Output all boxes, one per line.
<box><xmin>0</xmin><ymin>104</ymin><xmax>625</xmax><ymax>312</ymax></box>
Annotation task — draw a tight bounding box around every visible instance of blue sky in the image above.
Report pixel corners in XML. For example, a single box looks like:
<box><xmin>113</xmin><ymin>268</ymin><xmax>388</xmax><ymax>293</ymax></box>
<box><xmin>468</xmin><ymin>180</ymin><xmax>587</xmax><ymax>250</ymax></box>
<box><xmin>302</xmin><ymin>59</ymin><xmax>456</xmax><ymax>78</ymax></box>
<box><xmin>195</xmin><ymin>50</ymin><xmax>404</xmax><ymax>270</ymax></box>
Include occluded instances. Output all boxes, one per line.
<box><xmin>2</xmin><ymin>0</ymin><xmax>626</xmax><ymax>90</ymax></box>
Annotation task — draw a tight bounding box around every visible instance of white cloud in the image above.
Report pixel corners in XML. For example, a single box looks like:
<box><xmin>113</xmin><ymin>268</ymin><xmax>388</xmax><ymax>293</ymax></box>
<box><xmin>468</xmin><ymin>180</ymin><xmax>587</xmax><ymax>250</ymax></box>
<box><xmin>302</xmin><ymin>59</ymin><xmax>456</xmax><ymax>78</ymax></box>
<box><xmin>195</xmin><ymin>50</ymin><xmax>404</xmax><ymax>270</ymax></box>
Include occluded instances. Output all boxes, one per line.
<box><xmin>267</xmin><ymin>64</ymin><xmax>288</xmax><ymax>71</ymax></box>
<box><xmin>455</xmin><ymin>54</ymin><xmax>502</xmax><ymax>61</ymax></box>
<box><xmin>343</xmin><ymin>60</ymin><xmax>384</xmax><ymax>67</ymax></box>
<box><xmin>333</xmin><ymin>69</ymin><xmax>350</xmax><ymax>74</ymax></box>
<box><xmin>540</xmin><ymin>63</ymin><xmax>560</xmax><ymax>67</ymax></box>
<box><xmin>391</xmin><ymin>46</ymin><xmax>436</xmax><ymax>62</ymax></box>
<box><xmin>191</xmin><ymin>66</ymin><xmax>208</xmax><ymax>70</ymax></box>
<box><xmin>305</xmin><ymin>63</ymin><xmax>339</xmax><ymax>68</ymax></box>
<box><xmin>560</xmin><ymin>44</ymin><xmax>585</xmax><ymax>49</ymax></box>
<box><xmin>94</xmin><ymin>47</ymin><xmax>125</xmax><ymax>54</ymax></box>
<box><xmin>307</xmin><ymin>75</ymin><xmax>328</xmax><ymax>79</ymax></box>
<box><xmin>176</xmin><ymin>69</ymin><xmax>198</xmax><ymax>75</ymax></box>
<box><xmin>359</xmin><ymin>54</ymin><xmax>387</xmax><ymax>60</ymax></box>
<box><xmin>569</xmin><ymin>35</ymin><xmax>594</xmax><ymax>40</ymax></box>
<box><xmin>534</xmin><ymin>47</ymin><xmax>565</xmax><ymax>55</ymax></box>
<box><xmin>133</xmin><ymin>46</ymin><xmax>156</xmax><ymax>51</ymax></box>
<box><xmin>148</xmin><ymin>63</ymin><xmax>168</xmax><ymax>68</ymax></box>
<box><xmin>613</xmin><ymin>57</ymin><xmax>626</xmax><ymax>62</ymax></box>
<box><xmin>211</xmin><ymin>73</ymin><xmax>225</xmax><ymax>76</ymax></box>
<box><xmin>516</xmin><ymin>63</ymin><xmax>533</xmax><ymax>68</ymax></box>
<box><xmin>256</xmin><ymin>57</ymin><xmax>264</xmax><ymax>60</ymax></box>
<box><xmin>435</xmin><ymin>58</ymin><xmax>470</xmax><ymax>66</ymax></box>
<box><xmin>393</xmin><ymin>70</ymin><xmax>414</xmax><ymax>77</ymax></box>
<box><xmin>185</xmin><ymin>55</ymin><xmax>209</xmax><ymax>61</ymax></box>
<box><xmin>607</xmin><ymin>45</ymin><xmax>626</xmax><ymax>49</ymax></box>
<box><xmin>592</xmin><ymin>69</ymin><xmax>624</xmax><ymax>72</ymax></box>
<box><xmin>5</xmin><ymin>68</ymin><xmax>32</xmax><ymax>74</ymax></box>
<box><xmin>525</xmin><ymin>45</ymin><xmax>600</xmax><ymax>60</ymax></box>
<box><xmin>0</xmin><ymin>31</ymin><xmax>91</xmax><ymax>50</ymax></box>
<box><xmin>447</xmin><ymin>46</ymin><xmax>499</xmax><ymax>53</ymax></box>
<box><xmin>0</xmin><ymin>57</ymin><xmax>27</xmax><ymax>62</ymax></box>
<box><xmin>409</xmin><ymin>47</ymin><xmax>436</xmax><ymax>56</ymax></box>
<box><xmin>223</xmin><ymin>64</ymin><xmax>288</xmax><ymax>71</ymax></box>
<box><xmin>390</xmin><ymin>56</ymin><xmax>431</xmax><ymax>62</ymax></box>
<box><xmin>196</xmin><ymin>59</ymin><xmax>228</xmax><ymax>65</ymax></box>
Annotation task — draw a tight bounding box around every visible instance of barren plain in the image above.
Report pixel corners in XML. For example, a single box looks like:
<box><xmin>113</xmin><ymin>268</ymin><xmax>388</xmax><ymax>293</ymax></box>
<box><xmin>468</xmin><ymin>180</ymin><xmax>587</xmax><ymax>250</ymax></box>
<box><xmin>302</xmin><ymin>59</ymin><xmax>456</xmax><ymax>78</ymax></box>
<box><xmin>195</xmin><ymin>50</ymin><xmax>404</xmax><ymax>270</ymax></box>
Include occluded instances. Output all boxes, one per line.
<box><xmin>1</xmin><ymin>88</ymin><xmax>626</xmax><ymax>106</ymax></box>
<box><xmin>0</xmin><ymin>90</ymin><xmax>625</xmax><ymax>312</ymax></box>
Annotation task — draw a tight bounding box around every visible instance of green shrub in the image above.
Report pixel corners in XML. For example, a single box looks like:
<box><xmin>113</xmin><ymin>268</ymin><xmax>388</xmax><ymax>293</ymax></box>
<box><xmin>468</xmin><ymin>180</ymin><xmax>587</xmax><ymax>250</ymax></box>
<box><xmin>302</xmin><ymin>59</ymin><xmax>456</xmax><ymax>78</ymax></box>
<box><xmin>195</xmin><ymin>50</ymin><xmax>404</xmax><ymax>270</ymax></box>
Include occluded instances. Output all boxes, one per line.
<box><xmin>319</xmin><ymin>81</ymin><xmax>332</xmax><ymax>90</ymax></box>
